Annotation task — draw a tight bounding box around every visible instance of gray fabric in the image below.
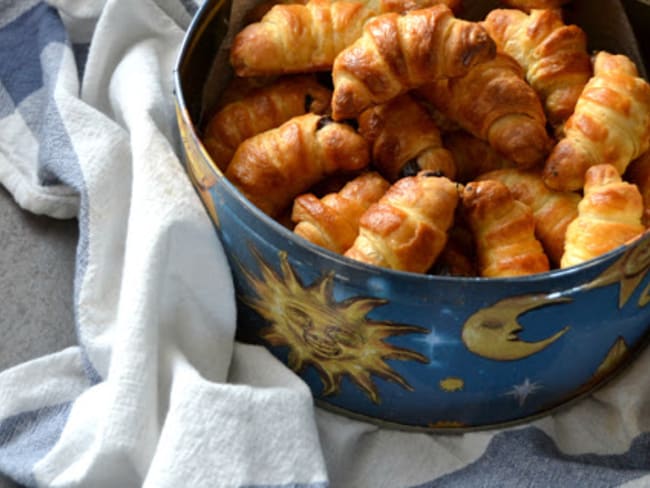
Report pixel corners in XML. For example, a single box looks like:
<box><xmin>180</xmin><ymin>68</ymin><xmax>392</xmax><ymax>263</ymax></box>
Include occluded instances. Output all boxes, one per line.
<box><xmin>0</xmin><ymin>185</ymin><xmax>77</xmax><ymax>371</ymax></box>
<box><xmin>0</xmin><ymin>186</ymin><xmax>76</xmax><ymax>488</ymax></box>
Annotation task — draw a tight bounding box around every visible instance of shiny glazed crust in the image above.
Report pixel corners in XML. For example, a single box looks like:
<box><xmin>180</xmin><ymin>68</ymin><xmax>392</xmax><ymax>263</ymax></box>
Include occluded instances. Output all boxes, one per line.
<box><xmin>292</xmin><ymin>171</ymin><xmax>390</xmax><ymax>253</ymax></box>
<box><xmin>202</xmin><ymin>75</ymin><xmax>332</xmax><ymax>171</ymax></box>
<box><xmin>358</xmin><ymin>94</ymin><xmax>456</xmax><ymax>181</ymax></box>
<box><xmin>462</xmin><ymin>179</ymin><xmax>550</xmax><ymax>277</ymax></box>
<box><xmin>561</xmin><ymin>164</ymin><xmax>645</xmax><ymax>268</ymax></box>
<box><xmin>330</xmin><ymin>5</ymin><xmax>496</xmax><ymax>120</ymax></box>
<box><xmin>418</xmin><ymin>53</ymin><xmax>552</xmax><ymax>168</ymax></box>
<box><xmin>482</xmin><ymin>8</ymin><xmax>592</xmax><ymax>131</ymax></box>
<box><xmin>225</xmin><ymin>113</ymin><xmax>370</xmax><ymax>217</ymax></box>
<box><xmin>543</xmin><ymin>52</ymin><xmax>650</xmax><ymax>192</ymax></box>
<box><xmin>478</xmin><ymin>168</ymin><xmax>580</xmax><ymax>267</ymax></box>
<box><xmin>344</xmin><ymin>173</ymin><xmax>459</xmax><ymax>273</ymax></box>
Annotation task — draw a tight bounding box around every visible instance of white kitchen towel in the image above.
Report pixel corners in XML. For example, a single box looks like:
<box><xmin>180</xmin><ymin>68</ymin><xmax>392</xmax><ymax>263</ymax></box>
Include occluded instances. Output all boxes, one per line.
<box><xmin>2</xmin><ymin>1</ymin><xmax>650</xmax><ymax>487</ymax></box>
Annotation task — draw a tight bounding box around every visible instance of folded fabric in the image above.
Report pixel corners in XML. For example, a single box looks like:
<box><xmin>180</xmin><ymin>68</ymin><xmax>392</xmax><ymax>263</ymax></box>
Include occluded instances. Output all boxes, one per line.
<box><xmin>1</xmin><ymin>0</ymin><xmax>650</xmax><ymax>487</ymax></box>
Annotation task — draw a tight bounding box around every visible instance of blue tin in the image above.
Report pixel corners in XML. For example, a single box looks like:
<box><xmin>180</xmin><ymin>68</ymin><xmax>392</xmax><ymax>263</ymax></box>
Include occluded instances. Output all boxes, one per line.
<box><xmin>174</xmin><ymin>0</ymin><xmax>650</xmax><ymax>431</ymax></box>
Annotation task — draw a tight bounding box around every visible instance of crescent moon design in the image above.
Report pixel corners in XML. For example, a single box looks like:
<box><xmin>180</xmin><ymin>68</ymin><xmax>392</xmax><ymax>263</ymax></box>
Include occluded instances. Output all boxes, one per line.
<box><xmin>462</xmin><ymin>294</ymin><xmax>571</xmax><ymax>361</ymax></box>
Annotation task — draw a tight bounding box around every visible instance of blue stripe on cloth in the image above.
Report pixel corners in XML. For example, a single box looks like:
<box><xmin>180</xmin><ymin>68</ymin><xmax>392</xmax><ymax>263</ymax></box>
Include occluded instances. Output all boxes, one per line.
<box><xmin>415</xmin><ymin>427</ymin><xmax>650</xmax><ymax>488</ymax></box>
<box><xmin>0</xmin><ymin>1</ymin><xmax>101</xmax><ymax>383</ymax></box>
<box><xmin>0</xmin><ymin>2</ymin><xmax>65</xmax><ymax>106</ymax></box>
<box><xmin>0</xmin><ymin>402</ymin><xmax>72</xmax><ymax>487</ymax></box>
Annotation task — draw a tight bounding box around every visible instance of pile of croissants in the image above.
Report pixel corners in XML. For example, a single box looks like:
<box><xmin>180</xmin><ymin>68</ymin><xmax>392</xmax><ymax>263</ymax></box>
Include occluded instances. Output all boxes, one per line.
<box><xmin>200</xmin><ymin>0</ymin><xmax>650</xmax><ymax>278</ymax></box>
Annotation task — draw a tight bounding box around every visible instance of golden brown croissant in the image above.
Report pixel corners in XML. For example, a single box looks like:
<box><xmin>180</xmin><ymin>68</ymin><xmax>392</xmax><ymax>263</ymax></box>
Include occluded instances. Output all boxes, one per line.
<box><xmin>203</xmin><ymin>75</ymin><xmax>332</xmax><ymax>171</ymax></box>
<box><xmin>442</xmin><ymin>130</ymin><xmax>516</xmax><ymax>183</ymax></box>
<box><xmin>331</xmin><ymin>5</ymin><xmax>496</xmax><ymax>120</ymax></box>
<box><xmin>291</xmin><ymin>171</ymin><xmax>390</xmax><ymax>253</ymax></box>
<box><xmin>225</xmin><ymin>113</ymin><xmax>370</xmax><ymax>217</ymax></box>
<box><xmin>482</xmin><ymin>8</ymin><xmax>592</xmax><ymax>131</ymax></box>
<box><xmin>543</xmin><ymin>51</ymin><xmax>650</xmax><ymax>192</ymax></box>
<box><xmin>561</xmin><ymin>164</ymin><xmax>645</xmax><ymax>268</ymax></box>
<box><xmin>230</xmin><ymin>0</ymin><xmax>462</xmax><ymax>76</ymax></box>
<box><xmin>477</xmin><ymin>168</ymin><xmax>579</xmax><ymax>267</ymax></box>
<box><xmin>624</xmin><ymin>151</ymin><xmax>650</xmax><ymax>227</ymax></box>
<box><xmin>498</xmin><ymin>0</ymin><xmax>571</xmax><ymax>13</ymax></box>
<box><xmin>231</xmin><ymin>0</ymin><xmax>375</xmax><ymax>76</ymax></box>
<box><xmin>461</xmin><ymin>179</ymin><xmax>550</xmax><ymax>277</ymax></box>
<box><xmin>344</xmin><ymin>172</ymin><xmax>459</xmax><ymax>273</ymax></box>
<box><xmin>418</xmin><ymin>53</ymin><xmax>552</xmax><ymax>169</ymax></box>
<box><xmin>358</xmin><ymin>94</ymin><xmax>456</xmax><ymax>181</ymax></box>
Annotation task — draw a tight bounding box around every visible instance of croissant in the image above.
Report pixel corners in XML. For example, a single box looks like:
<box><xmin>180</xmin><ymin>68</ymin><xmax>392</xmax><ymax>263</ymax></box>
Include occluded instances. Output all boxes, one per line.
<box><xmin>225</xmin><ymin>113</ymin><xmax>370</xmax><ymax>217</ymax></box>
<box><xmin>344</xmin><ymin>172</ymin><xmax>459</xmax><ymax>273</ymax></box>
<box><xmin>561</xmin><ymin>164</ymin><xmax>645</xmax><ymax>269</ymax></box>
<box><xmin>497</xmin><ymin>0</ymin><xmax>571</xmax><ymax>13</ymax></box>
<box><xmin>418</xmin><ymin>53</ymin><xmax>552</xmax><ymax>169</ymax></box>
<box><xmin>462</xmin><ymin>179</ymin><xmax>550</xmax><ymax>277</ymax></box>
<box><xmin>292</xmin><ymin>171</ymin><xmax>390</xmax><ymax>253</ymax></box>
<box><xmin>203</xmin><ymin>76</ymin><xmax>332</xmax><ymax>171</ymax></box>
<box><xmin>231</xmin><ymin>0</ymin><xmax>461</xmax><ymax>76</ymax></box>
<box><xmin>242</xmin><ymin>0</ymin><xmax>463</xmax><ymax>30</ymax></box>
<box><xmin>331</xmin><ymin>5</ymin><xmax>496</xmax><ymax>120</ymax></box>
<box><xmin>442</xmin><ymin>130</ymin><xmax>515</xmax><ymax>183</ymax></box>
<box><xmin>624</xmin><ymin>151</ymin><xmax>650</xmax><ymax>227</ymax></box>
<box><xmin>482</xmin><ymin>8</ymin><xmax>592</xmax><ymax>131</ymax></box>
<box><xmin>543</xmin><ymin>51</ymin><xmax>650</xmax><ymax>192</ymax></box>
<box><xmin>478</xmin><ymin>168</ymin><xmax>580</xmax><ymax>267</ymax></box>
<box><xmin>358</xmin><ymin>94</ymin><xmax>456</xmax><ymax>182</ymax></box>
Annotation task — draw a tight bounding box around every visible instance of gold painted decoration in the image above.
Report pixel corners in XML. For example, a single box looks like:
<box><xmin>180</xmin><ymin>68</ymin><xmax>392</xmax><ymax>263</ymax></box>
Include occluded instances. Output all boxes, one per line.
<box><xmin>573</xmin><ymin>336</ymin><xmax>630</xmax><ymax>397</ymax></box>
<box><xmin>176</xmin><ymin>105</ymin><xmax>221</xmax><ymax>225</ymax></box>
<box><xmin>583</xmin><ymin>233</ymin><xmax>650</xmax><ymax>308</ymax></box>
<box><xmin>239</xmin><ymin>249</ymin><xmax>429</xmax><ymax>403</ymax></box>
<box><xmin>462</xmin><ymin>294</ymin><xmax>570</xmax><ymax>361</ymax></box>
<box><xmin>439</xmin><ymin>377</ymin><xmax>464</xmax><ymax>392</ymax></box>
<box><xmin>592</xmin><ymin>336</ymin><xmax>629</xmax><ymax>383</ymax></box>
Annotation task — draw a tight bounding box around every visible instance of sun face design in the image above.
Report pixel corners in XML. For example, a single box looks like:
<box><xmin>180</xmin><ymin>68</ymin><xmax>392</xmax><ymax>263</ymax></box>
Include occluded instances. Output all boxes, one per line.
<box><xmin>239</xmin><ymin>249</ymin><xmax>429</xmax><ymax>404</ymax></box>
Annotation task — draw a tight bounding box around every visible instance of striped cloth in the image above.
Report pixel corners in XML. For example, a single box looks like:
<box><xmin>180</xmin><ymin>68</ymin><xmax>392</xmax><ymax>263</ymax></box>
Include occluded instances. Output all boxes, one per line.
<box><xmin>1</xmin><ymin>1</ymin><xmax>650</xmax><ymax>486</ymax></box>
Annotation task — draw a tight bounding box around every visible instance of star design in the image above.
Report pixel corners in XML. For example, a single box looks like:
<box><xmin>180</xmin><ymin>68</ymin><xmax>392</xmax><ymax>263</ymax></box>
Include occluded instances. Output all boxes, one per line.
<box><xmin>505</xmin><ymin>378</ymin><xmax>543</xmax><ymax>407</ymax></box>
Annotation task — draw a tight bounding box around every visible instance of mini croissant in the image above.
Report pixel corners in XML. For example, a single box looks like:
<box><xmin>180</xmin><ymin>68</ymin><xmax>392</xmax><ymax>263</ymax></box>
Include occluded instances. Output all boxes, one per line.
<box><xmin>292</xmin><ymin>171</ymin><xmax>390</xmax><ymax>253</ymax></box>
<box><xmin>482</xmin><ymin>8</ymin><xmax>592</xmax><ymax>131</ymax></box>
<box><xmin>203</xmin><ymin>75</ymin><xmax>332</xmax><ymax>171</ymax></box>
<box><xmin>225</xmin><ymin>113</ymin><xmax>370</xmax><ymax>217</ymax></box>
<box><xmin>462</xmin><ymin>179</ymin><xmax>550</xmax><ymax>277</ymax></box>
<box><xmin>344</xmin><ymin>172</ymin><xmax>459</xmax><ymax>273</ymax></box>
<box><xmin>231</xmin><ymin>0</ymin><xmax>376</xmax><ymax>76</ymax></box>
<box><xmin>478</xmin><ymin>168</ymin><xmax>580</xmax><ymax>267</ymax></box>
<box><xmin>231</xmin><ymin>0</ymin><xmax>462</xmax><ymax>76</ymax></box>
<box><xmin>331</xmin><ymin>5</ymin><xmax>496</xmax><ymax>120</ymax></box>
<box><xmin>419</xmin><ymin>53</ymin><xmax>552</xmax><ymax>168</ymax></box>
<box><xmin>543</xmin><ymin>51</ymin><xmax>650</xmax><ymax>192</ymax></box>
<box><xmin>561</xmin><ymin>164</ymin><xmax>645</xmax><ymax>269</ymax></box>
<box><xmin>358</xmin><ymin>94</ymin><xmax>456</xmax><ymax>181</ymax></box>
